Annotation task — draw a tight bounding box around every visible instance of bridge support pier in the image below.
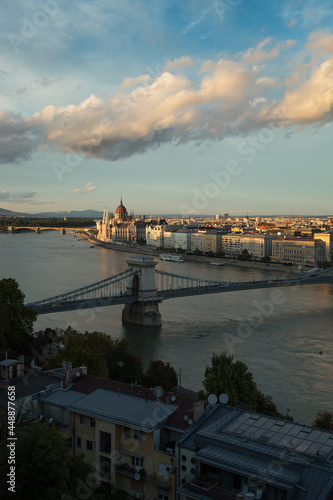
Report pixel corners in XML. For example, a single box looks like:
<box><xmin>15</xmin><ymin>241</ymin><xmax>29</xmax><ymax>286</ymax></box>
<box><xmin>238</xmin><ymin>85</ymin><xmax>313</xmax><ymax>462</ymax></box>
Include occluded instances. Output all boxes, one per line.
<box><xmin>122</xmin><ymin>302</ymin><xmax>161</xmax><ymax>327</ymax></box>
<box><xmin>36</xmin><ymin>227</ymin><xmax>41</xmax><ymax>234</ymax></box>
<box><xmin>61</xmin><ymin>228</ymin><xmax>66</xmax><ymax>235</ymax></box>
<box><xmin>122</xmin><ymin>255</ymin><xmax>162</xmax><ymax>327</ymax></box>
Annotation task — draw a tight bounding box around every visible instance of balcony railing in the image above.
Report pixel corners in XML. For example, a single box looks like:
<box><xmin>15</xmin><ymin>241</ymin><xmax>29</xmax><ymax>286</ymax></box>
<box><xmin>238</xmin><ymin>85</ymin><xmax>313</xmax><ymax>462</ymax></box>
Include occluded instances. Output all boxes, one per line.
<box><xmin>157</xmin><ymin>444</ymin><xmax>175</xmax><ymax>456</ymax></box>
<box><xmin>150</xmin><ymin>473</ymin><xmax>171</xmax><ymax>490</ymax></box>
<box><xmin>115</xmin><ymin>465</ymin><xmax>146</xmax><ymax>480</ymax></box>
<box><xmin>182</xmin><ymin>474</ymin><xmax>247</xmax><ymax>500</ymax></box>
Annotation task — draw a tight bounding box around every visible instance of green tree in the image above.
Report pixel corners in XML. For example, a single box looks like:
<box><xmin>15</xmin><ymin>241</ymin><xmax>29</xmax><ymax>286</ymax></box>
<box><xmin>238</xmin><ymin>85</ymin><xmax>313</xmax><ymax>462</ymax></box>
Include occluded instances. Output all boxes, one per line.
<box><xmin>312</xmin><ymin>410</ymin><xmax>333</xmax><ymax>431</ymax></box>
<box><xmin>200</xmin><ymin>352</ymin><xmax>257</xmax><ymax>407</ymax></box>
<box><xmin>46</xmin><ymin>331</ymin><xmax>144</xmax><ymax>383</ymax></box>
<box><xmin>0</xmin><ymin>421</ymin><xmax>105</xmax><ymax>500</ymax></box>
<box><xmin>143</xmin><ymin>360</ymin><xmax>178</xmax><ymax>391</ymax></box>
<box><xmin>0</xmin><ymin>278</ymin><xmax>37</xmax><ymax>354</ymax></box>
<box><xmin>237</xmin><ymin>249</ymin><xmax>251</xmax><ymax>261</ymax></box>
<box><xmin>255</xmin><ymin>391</ymin><xmax>292</xmax><ymax>420</ymax></box>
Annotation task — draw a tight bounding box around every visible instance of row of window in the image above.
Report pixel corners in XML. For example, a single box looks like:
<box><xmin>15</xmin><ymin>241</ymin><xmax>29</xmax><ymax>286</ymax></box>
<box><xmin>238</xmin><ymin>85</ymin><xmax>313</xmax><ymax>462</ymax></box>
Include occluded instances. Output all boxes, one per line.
<box><xmin>72</xmin><ymin>425</ymin><xmax>142</xmax><ymax>453</ymax></box>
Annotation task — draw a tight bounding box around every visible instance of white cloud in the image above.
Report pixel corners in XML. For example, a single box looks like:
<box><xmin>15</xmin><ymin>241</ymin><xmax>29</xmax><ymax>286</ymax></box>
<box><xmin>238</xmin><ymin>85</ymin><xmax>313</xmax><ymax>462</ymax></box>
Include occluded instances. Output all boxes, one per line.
<box><xmin>1</xmin><ymin>31</ymin><xmax>333</xmax><ymax>164</ymax></box>
<box><xmin>242</xmin><ymin>38</ymin><xmax>295</xmax><ymax>64</ymax></box>
<box><xmin>0</xmin><ymin>189</ymin><xmax>37</xmax><ymax>202</ymax></box>
<box><xmin>163</xmin><ymin>56</ymin><xmax>195</xmax><ymax>71</ymax></box>
<box><xmin>69</xmin><ymin>182</ymin><xmax>97</xmax><ymax>195</ymax></box>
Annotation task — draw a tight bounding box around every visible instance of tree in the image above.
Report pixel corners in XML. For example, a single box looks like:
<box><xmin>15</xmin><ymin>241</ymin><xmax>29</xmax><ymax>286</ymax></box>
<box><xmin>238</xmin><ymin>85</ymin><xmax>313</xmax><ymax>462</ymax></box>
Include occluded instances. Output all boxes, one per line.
<box><xmin>200</xmin><ymin>352</ymin><xmax>257</xmax><ymax>407</ymax></box>
<box><xmin>0</xmin><ymin>421</ymin><xmax>105</xmax><ymax>500</ymax></box>
<box><xmin>312</xmin><ymin>411</ymin><xmax>333</xmax><ymax>431</ymax></box>
<box><xmin>237</xmin><ymin>249</ymin><xmax>251</xmax><ymax>261</ymax></box>
<box><xmin>45</xmin><ymin>331</ymin><xmax>144</xmax><ymax>383</ymax></box>
<box><xmin>0</xmin><ymin>278</ymin><xmax>37</xmax><ymax>354</ymax></box>
<box><xmin>143</xmin><ymin>360</ymin><xmax>178</xmax><ymax>391</ymax></box>
<box><xmin>255</xmin><ymin>391</ymin><xmax>292</xmax><ymax>420</ymax></box>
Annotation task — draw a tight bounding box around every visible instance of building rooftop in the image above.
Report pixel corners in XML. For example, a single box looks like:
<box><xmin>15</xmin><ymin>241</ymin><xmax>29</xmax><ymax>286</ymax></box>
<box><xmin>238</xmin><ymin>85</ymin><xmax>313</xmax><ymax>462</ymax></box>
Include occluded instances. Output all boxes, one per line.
<box><xmin>70</xmin><ymin>375</ymin><xmax>200</xmax><ymax>430</ymax></box>
<box><xmin>0</xmin><ymin>369</ymin><xmax>63</xmax><ymax>405</ymax></box>
<box><xmin>178</xmin><ymin>405</ymin><xmax>333</xmax><ymax>500</ymax></box>
<box><xmin>66</xmin><ymin>387</ymin><xmax>176</xmax><ymax>431</ymax></box>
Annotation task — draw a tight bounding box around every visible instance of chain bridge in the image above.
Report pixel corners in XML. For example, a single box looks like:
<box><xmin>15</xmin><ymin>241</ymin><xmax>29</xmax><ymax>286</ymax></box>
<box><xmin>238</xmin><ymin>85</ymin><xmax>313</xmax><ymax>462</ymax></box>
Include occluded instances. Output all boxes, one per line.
<box><xmin>27</xmin><ymin>255</ymin><xmax>333</xmax><ymax>326</ymax></box>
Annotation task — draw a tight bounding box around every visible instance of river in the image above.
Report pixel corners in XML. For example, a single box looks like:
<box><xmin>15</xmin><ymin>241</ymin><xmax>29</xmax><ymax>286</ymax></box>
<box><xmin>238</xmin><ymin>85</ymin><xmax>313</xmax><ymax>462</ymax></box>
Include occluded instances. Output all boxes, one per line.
<box><xmin>1</xmin><ymin>231</ymin><xmax>332</xmax><ymax>424</ymax></box>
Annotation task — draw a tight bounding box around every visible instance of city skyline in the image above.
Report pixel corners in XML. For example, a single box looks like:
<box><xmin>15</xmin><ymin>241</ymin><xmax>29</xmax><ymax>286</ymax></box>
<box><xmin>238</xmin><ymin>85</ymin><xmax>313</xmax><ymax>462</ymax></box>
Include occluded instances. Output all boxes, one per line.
<box><xmin>1</xmin><ymin>1</ymin><xmax>333</xmax><ymax>215</ymax></box>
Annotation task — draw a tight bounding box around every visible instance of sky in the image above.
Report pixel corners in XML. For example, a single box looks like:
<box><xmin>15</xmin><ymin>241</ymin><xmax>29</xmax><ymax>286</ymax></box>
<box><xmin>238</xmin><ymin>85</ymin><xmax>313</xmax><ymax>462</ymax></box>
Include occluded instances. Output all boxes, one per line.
<box><xmin>0</xmin><ymin>0</ymin><xmax>333</xmax><ymax>216</ymax></box>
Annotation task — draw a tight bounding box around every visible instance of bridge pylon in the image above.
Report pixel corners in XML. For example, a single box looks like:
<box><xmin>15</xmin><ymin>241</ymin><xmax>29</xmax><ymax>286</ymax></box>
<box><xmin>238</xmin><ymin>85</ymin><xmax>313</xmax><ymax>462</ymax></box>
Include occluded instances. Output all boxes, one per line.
<box><xmin>122</xmin><ymin>255</ymin><xmax>162</xmax><ymax>327</ymax></box>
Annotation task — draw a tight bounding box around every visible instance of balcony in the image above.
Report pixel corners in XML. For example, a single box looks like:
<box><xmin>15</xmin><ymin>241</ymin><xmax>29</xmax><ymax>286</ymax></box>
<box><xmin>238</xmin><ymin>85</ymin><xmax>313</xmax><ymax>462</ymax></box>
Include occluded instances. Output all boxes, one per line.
<box><xmin>157</xmin><ymin>442</ymin><xmax>176</xmax><ymax>456</ymax></box>
<box><xmin>182</xmin><ymin>475</ymin><xmax>247</xmax><ymax>500</ymax></box>
<box><xmin>115</xmin><ymin>464</ymin><xmax>146</xmax><ymax>480</ymax></box>
<box><xmin>150</xmin><ymin>472</ymin><xmax>171</xmax><ymax>490</ymax></box>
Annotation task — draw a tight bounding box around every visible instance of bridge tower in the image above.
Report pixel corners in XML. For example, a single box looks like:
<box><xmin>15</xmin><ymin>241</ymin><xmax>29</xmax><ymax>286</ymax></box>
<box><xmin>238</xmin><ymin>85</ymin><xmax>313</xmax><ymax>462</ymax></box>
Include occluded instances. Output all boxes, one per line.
<box><xmin>122</xmin><ymin>255</ymin><xmax>162</xmax><ymax>327</ymax></box>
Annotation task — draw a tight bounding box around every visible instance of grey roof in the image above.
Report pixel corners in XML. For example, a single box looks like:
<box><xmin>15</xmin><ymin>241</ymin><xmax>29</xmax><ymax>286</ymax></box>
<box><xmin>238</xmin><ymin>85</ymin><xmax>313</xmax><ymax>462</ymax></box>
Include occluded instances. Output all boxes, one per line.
<box><xmin>0</xmin><ymin>371</ymin><xmax>62</xmax><ymax>405</ymax></box>
<box><xmin>40</xmin><ymin>388</ymin><xmax>87</xmax><ymax>408</ymax></box>
<box><xmin>195</xmin><ymin>445</ymin><xmax>302</xmax><ymax>490</ymax></box>
<box><xmin>66</xmin><ymin>388</ymin><xmax>178</xmax><ymax>431</ymax></box>
<box><xmin>0</xmin><ymin>359</ymin><xmax>20</xmax><ymax>367</ymax></box>
<box><xmin>178</xmin><ymin>405</ymin><xmax>333</xmax><ymax>500</ymax></box>
<box><xmin>292</xmin><ymin>466</ymin><xmax>333</xmax><ymax>500</ymax></box>
<box><xmin>223</xmin><ymin>411</ymin><xmax>333</xmax><ymax>457</ymax></box>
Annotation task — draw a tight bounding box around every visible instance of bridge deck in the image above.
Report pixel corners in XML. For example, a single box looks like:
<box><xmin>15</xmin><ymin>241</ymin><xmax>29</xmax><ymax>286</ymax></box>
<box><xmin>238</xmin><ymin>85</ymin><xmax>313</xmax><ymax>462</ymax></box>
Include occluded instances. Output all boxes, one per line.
<box><xmin>29</xmin><ymin>275</ymin><xmax>333</xmax><ymax>314</ymax></box>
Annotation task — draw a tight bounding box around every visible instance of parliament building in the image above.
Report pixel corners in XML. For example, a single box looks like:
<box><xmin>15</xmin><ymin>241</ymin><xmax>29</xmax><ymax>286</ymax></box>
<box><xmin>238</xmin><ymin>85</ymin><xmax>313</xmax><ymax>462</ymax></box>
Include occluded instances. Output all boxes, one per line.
<box><xmin>96</xmin><ymin>199</ymin><xmax>146</xmax><ymax>243</ymax></box>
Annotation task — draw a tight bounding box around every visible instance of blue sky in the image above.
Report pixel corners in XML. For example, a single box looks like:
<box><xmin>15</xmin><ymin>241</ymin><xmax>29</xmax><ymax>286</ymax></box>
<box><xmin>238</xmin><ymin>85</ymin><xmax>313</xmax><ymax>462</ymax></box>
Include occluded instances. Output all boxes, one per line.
<box><xmin>0</xmin><ymin>0</ymin><xmax>333</xmax><ymax>215</ymax></box>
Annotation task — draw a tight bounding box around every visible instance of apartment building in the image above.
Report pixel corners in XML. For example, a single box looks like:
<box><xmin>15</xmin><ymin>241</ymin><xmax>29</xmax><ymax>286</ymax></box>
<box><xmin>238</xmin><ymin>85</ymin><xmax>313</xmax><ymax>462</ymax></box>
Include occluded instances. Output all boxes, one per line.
<box><xmin>177</xmin><ymin>404</ymin><xmax>333</xmax><ymax>500</ymax></box>
<box><xmin>174</xmin><ymin>232</ymin><xmax>191</xmax><ymax>251</ymax></box>
<box><xmin>146</xmin><ymin>225</ymin><xmax>165</xmax><ymax>248</ymax></box>
<box><xmin>272</xmin><ymin>238</ymin><xmax>326</xmax><ymax>264</ymax></box>
<box><xmin>39</xmin><ymin>375</ymin><xmax>204</xmax><ymax>500</ymax></box>
<box><xmin>221</xmin><ymin>234</ymin><xmax>277</xmax><ymax>258</ymax></box>
<box><xmin>314</xmin><ymin>231</ymin><xmax>333</xmax><ymax>262</ymax></box>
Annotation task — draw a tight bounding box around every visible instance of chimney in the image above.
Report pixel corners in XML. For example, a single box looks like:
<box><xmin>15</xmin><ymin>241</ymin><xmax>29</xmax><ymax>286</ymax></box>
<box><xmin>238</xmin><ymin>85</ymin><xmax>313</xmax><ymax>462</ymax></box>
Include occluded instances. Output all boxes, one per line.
<box><xmin>192</xmin><ymin>401</ymin><xmax>205</xmax><ymax>422</ymax></box>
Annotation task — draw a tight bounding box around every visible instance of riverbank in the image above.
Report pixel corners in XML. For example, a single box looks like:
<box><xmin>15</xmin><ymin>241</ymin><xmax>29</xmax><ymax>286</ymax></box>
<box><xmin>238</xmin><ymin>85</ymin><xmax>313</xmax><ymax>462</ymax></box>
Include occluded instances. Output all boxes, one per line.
<box><xmin>77</xmin><ymin>232</ymin><xmax>299</xmax><ymax>275</ymax></box>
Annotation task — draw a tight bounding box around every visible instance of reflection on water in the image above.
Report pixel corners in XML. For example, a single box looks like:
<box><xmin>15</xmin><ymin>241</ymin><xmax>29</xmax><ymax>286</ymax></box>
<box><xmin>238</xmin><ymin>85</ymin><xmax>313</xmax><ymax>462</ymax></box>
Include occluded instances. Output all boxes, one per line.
<box><xmin>122</xmin><ymin>323</ymin><xmax>161</xmax><ymax>364</ymax></box>
<box><xmin>1</xmin><ymin>231</ymin><xmax>332</xmax><ymax>424</ymax></box>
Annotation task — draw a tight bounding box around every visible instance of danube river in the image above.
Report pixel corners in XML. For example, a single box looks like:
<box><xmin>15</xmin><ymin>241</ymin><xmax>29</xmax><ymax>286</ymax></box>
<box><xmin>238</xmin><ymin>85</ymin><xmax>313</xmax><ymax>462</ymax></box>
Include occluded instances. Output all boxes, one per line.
<box><xmin>1</xmin><ymin>231</ymin><xmax>332</xmax><ymax>424</ymax></box>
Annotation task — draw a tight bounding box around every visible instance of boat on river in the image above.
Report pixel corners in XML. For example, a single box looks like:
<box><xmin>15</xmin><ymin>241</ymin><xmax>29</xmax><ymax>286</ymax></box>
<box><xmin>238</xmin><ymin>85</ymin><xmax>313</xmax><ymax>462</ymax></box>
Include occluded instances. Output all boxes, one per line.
<box><xmin>159</xmin><ymin>254</ymin><xmax>184</xmax><ymax>262</ymax></box>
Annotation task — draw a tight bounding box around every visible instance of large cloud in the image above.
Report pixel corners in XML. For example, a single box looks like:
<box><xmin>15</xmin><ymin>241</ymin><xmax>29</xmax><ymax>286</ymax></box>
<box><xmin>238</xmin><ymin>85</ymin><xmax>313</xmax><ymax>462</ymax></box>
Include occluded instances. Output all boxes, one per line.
<box><xmin>1</xmin><ymin>32</ymin><xmax>333</xmax><ymax>165</ymax></box>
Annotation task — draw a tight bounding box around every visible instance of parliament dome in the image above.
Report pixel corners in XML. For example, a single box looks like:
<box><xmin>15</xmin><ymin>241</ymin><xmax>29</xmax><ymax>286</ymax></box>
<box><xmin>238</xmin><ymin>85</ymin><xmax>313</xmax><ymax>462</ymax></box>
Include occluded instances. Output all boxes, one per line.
<box><xmin>115</xmin><ymin>198</ymin><xmax>128</xmax><ymax>219</ymax></box>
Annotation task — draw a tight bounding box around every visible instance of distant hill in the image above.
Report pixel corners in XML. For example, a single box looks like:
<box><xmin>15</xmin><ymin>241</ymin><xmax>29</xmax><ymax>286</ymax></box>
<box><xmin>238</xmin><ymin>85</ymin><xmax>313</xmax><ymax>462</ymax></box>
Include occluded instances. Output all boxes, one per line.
<box><xmin>0</xmin><ymin>208</ymin><xmax>103</xmax><ymax>218</ymax></box>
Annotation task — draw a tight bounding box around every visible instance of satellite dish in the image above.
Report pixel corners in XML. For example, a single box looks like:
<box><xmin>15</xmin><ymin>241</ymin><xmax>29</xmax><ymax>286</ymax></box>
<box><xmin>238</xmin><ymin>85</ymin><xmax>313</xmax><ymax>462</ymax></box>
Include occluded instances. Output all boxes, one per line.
<box><xmin>171</xmin><ymin>395</ymin><xmax>176</xmax><ymax>402</ymax></box>
<box><xmin>184</xmin><ymin>415</ymin><xmax>189</xmax><ymax>421</ymax></box>
<box><xmin>219</xmin><ymin>393</ymin><xmax>229</xmax><ymax>404</ymax></box>
<box><xmin>76</xmin><ymin>372</ymin><xmax>81</xmax><ymax>378</ymax></box>
<box><xmin>134</xmin><ymin>473</ymin><xmax>141</xmax><ymax>481</ymax></box>
<box><xmin>153</xmin><ymin>386</ymin><xmax>164</xmax><ymax>398</ymax></box>
<box><xmin>208</xmin><ymin>394</ymin><xmax>217</xmax><ymax>405</ymax></box>
<box><xmin>188</xmin><ymin>419</ymin><xmax>193</xmax><ymax>425</ymax></box>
